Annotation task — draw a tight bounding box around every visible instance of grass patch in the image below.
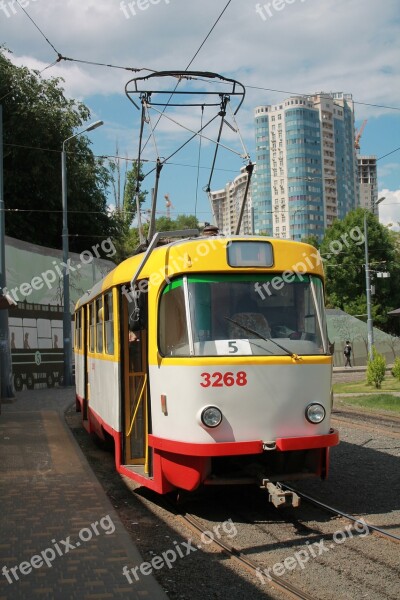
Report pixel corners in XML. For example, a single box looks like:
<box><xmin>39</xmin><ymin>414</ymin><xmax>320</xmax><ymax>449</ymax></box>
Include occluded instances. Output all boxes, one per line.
<box><xmin>335</xmin><ymin>394</ymin><xmax>400</xmax><ymax>413</ymax></box>
<box><xmin>333</xmin><ymin>378</ymin><xmax>400</xmax><ymax>394</ymax></box>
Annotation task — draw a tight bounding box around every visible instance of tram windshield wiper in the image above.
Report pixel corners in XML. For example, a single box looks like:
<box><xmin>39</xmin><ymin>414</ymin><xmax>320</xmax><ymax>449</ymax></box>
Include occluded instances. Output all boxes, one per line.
<box><xmin>224</xmin><ymin>316</ymin><xmax>301</xmax><ymax>360</ymax></box>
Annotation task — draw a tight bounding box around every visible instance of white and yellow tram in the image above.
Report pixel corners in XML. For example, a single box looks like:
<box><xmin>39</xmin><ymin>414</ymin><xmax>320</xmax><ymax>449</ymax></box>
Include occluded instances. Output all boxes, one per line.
<box><xmin>74</xmin><ymin>234</ymin><xmax>338</xmax><ymax>497</ymax></box>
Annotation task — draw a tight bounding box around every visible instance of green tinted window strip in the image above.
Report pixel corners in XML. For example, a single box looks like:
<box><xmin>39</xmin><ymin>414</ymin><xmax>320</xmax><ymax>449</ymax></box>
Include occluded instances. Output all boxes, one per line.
<box><xmin>162</xmin><ymin>273</ymin><xmax>318</xmax><ymax>294</ymax></box>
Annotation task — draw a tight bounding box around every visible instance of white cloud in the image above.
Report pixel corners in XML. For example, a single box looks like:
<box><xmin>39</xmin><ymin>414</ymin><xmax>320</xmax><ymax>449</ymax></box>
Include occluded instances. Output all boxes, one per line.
<box><xmin>3</xmin><ymin>0</ymin><xmax>400</xmax><ymax>219</ymax></box>
<box><xmin>2</xmin><ymin>0</ymin><xmax>399</xmax><ymax>112</ymax></box>
<box><xmin>378</xmin><ymin>190</ymin><xmax>400</xmax><ymax>231</ymax></box>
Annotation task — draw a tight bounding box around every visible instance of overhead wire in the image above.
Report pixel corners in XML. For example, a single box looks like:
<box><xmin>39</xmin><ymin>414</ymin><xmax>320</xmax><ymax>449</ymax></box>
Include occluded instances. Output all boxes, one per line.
<box><xmin>9</xmin><ymin>0</ymin><xmax>400</xmax><ymax>117</ymax></box>
<box><xmin>140</xmin><ymin>0</ymin><xmax>234</xmax><ymax>154</ymax></box>
<box><xmin>15</xmin><ymin>0</ymin><xmax>60</xmax><ymax>57</ymax></box>
<box><xmin>9</xmin><ymin>0</ymin><xmax>400</xmax><ymax>224</ymax></box>
<box><xmin>194</xmin><ymin>106</ymin><xmax>204</xmax><ymax>218</ymax></box>
<box><xmin>140</xmin><ymin>112</ymin><xmax>222</xmax><ymax>179</ymax></box>
<box><xmin>14</xmin><ymin>0</ymin><xmax>149</xmax><ymax>78</ymax></box>
<box><xmin>185</xmin><ymin>0</ymin><xmax>233</xmax><ymax>71</ymax></box>
<box><xmin>204</xmin><ymin>79</ymin><xmax>400</xmax><ymax>113</ymax></box>
<box><xmin>3</xmin><ymin>141</ymin><xmax>240</xmax><ymax>173</ymax></box>
<box><xmin>146</xmin><ymin>104</ymin><xmax>243</xmax><ymax>157</ymax></box>
<box><xmin>10</xmin><ymin>0</ymin><xmax>400</xmax><ymax>128</ymax></box>
<box><xmin>377</xmin><ymin>147</ymin><xmax>400</xmax><ymax>161</ymax></box>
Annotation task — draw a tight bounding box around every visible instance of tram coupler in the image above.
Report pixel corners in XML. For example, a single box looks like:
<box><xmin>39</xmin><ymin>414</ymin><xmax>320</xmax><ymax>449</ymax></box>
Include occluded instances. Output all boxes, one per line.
<box><xmin>260</xmin><ymin>480</ymin><xmax>301</xmax><ymax>508</ymax></box>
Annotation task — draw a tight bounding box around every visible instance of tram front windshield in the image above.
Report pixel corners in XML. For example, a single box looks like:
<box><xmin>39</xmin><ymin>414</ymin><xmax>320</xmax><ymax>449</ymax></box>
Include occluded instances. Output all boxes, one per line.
<box><xmin>159</xmin><ymin>274</ymin><xmax>328</xmax><ymax>357</ymax></box>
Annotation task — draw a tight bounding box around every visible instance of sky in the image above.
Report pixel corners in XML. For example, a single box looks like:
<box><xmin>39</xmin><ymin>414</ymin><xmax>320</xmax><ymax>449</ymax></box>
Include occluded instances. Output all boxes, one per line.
<box><xmin>1</xmin><ymin>0</ymin><xmax>400</xmax><ymax>230</ymax></box>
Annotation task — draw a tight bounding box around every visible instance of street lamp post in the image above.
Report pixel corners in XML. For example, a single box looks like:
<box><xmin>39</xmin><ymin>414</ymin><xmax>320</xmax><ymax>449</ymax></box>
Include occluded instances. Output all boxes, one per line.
<box><xmin>291</xmin><ymin>208</ymin><xmax>304</xmax><ymax>240</ymax></box>
<box><xmin>364</xmin><ymin>196</ymin><xmax>386</xmax><ymax>361</ymax></box>
<box><xmin>62</xmin><ymin>120</ymin><xmax>103</xmax><ymax>386</ymax></box>
<box><xmin>0</xmin><ymin>105</ymin><xmax>15</xmax><ymax>402</ymax></box>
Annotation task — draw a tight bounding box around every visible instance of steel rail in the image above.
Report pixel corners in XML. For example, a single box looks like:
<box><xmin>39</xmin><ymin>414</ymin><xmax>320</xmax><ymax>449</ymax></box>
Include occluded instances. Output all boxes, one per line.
<box><xmin>282</xmin><ymin>486</ymin><xmax>400</xmax><ymax>543</ymax></box>
<box><xmin>164</xmin><ymin>501</ymin><xmax>317</xmax><ymax>600</ymax></box>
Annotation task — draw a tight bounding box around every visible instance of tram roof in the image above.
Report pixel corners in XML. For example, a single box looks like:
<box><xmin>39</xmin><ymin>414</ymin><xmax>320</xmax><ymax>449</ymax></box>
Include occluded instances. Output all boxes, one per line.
<box><xmin>75</xmin><ymin>235</ymin><xmax>324</xmax><ymax>308</ymax></box>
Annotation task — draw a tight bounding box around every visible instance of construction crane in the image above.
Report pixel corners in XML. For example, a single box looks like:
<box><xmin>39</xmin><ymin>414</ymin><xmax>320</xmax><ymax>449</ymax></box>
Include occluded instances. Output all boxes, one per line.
<box><xmin>164</xmin><ymin>193</ymin><xmax>174</xmax><ymax>219</ymax></box>
<box><xmin>355</xmin><ymin>119</ymin><xmax>367</xmax><ymax>150</ymax></box>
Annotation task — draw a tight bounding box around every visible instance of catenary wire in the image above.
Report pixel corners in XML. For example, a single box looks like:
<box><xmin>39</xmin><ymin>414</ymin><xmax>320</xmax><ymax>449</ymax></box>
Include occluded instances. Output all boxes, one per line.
<box><xmin>9</xmin><ymin>0</ymin><xmax>400</xmax><ymax>115</ymax></box>
<box><xmin>194</xmin><ymin>106</ymin><xmax>204</xmax><ymax>218</ymax></box>
<box><xmin>185</xmin><ymin>0</ymin><xmax>233</xmax><ymax>71</ymax></box>
<box><xmin>140</xmin><ymin>0</ymin><xmax>234</xmax><ymax>154</ymax></box>
<box><xmin>16</xmin><ymin>0</ymin><xmax>60</xmax><ymax>56</ymax></box>
<box><xmin>3</xmin><ymin>142</ymin><xmax>240</xmax><ymax>173</ymax></box>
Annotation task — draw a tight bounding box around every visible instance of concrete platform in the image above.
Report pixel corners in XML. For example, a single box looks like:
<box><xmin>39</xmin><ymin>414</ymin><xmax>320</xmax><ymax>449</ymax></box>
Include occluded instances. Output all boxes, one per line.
<box><xmin>0</xmin><ymin>387</ymin><xmax>168</xmax><ymax>600</ymax></box>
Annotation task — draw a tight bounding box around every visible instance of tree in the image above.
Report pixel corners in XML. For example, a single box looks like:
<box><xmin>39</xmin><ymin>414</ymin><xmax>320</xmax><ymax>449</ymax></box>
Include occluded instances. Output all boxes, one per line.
<box><xmin>108</xmin><ymin>157</ymin><xmax>148</xmax><ymax>262</ymax></box>
<box><xmin>301</xmin><ymin>234</ymin><xmax>320</xmax><ymax>249</ymax></box>
<box><xmin>123</xmin><ymin>162</ymin><xmax>147</xmax><ymax>228</ymax></box>
<box><xmin>320</xmin><ymin>208</ymin><xmax>400</xmax><ymax>334</ymax></box>
<box><xmin>366</xmin><ymin>347</ymin><xmax>386</xmax><ymax>389</ymax></box>
<box><xmin>115</xmin><ymin>214</ymin><xmax>200</xmax><ymax>262</ymax></box>
<box><xmin>0</xmin><ymin>47</ymin><xmax>119</xmax><ymax>254</ymax></box>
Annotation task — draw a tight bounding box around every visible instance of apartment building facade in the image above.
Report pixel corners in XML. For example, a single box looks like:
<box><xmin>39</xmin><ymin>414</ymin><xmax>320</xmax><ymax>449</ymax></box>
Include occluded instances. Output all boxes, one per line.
<box><xmin>358</xmin><ymin>155</ymin><xmax>378</xmax><ymax>214</ymax></box>
<box><xmin>209</xmin><ymin>165</ymin><xmax>253</xmax><ymax>235</ymax></box>
<box><xmin>252</xmin><ymin>92</ymin><xmax>358</xmax><ymax>240</ymax></box>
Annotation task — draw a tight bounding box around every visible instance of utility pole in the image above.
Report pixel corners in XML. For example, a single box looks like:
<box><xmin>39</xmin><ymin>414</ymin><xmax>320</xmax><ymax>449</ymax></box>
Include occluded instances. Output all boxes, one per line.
<box><xmin>364</xmin><ymin>198</ymin><xmax>386</xmax><ymax>361</ymax></box>
<box><xmin>364</xmin><ymin>210</ymin><xmax>374</xmax><ymax>360</ymax></box>
<box><xmin>62</xmin><ymin>120</ymin><xmax>103</xmax><ymax>386</ymax></box>
<box><xmin>0</xmin><ymin>105</ymin><xmax>15</xmax><ymax>401</ymax></box>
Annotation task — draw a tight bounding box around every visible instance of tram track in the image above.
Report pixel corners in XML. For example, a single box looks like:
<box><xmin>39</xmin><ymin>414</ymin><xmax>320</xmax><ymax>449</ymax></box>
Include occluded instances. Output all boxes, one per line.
<box><xmin>168</xmin><ymin>495</ymin><xmax>399</xmax><ymax>600</ymax></box>
<box><xmin>175</xmin><ymin>508</ymin><xmax>316</xmax><ymax>600</ymax></box>
<box><xmin>331</xmin><ymin>406</ymin><xmax>400</xmax><ymax>437</ymax></box>
<box><xmin>66</xmin><ymin>404</ymin><xmax>400</xmax><ymax>600</ymax></box>
<box><xmin>166</xmin><ymin>481</ymin><xmax>400</xmax><ymax>600</ymax></box>
<box><xmin>281</xmin><ymin>486</ymin><xmax>400</xmax><ymax>544</ymax></box>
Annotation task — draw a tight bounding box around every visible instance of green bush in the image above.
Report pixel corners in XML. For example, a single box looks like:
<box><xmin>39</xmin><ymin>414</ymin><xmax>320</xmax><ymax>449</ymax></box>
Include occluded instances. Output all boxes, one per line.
<box><xmin>366</xmin><ymin>347</ymin><xmax>386</xmax><ymax>389</ymax></box>
<box><xmin>392</xmin><ymin>357</ymin><xmax>400</xmax><ymax>381</ymax></box>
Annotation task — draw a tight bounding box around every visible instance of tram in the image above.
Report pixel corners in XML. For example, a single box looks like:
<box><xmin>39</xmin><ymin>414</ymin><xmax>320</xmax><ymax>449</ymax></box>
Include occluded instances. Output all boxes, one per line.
<box><xmin>74</xmin><ymin>232</ymin><xmax>338</xmax><ymax>502</ymax></box>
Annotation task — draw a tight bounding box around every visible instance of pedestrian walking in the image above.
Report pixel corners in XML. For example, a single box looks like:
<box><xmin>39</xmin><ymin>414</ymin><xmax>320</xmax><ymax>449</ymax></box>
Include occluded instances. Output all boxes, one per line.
<box><xmin>344</xmin><ymin>340</ymin><xmax>352</xmax><ymax>367</ymax></box>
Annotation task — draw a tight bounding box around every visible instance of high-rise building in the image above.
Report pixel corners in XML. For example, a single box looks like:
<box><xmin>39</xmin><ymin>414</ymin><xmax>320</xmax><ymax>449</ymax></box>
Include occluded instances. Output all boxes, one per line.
<box><xmin>253</xmin><ymin>93</ymin><xmax>358</xmax><ymax>240</ymax></box>
<box><xmin>358</xmin><ymin>155</ymin><xmax>378</xmax><ymax>214</ymax></box>
<box><xmin>209</xmin><ymin>165</ymin><xmax>253</xmax><ymax>235</ymax></box>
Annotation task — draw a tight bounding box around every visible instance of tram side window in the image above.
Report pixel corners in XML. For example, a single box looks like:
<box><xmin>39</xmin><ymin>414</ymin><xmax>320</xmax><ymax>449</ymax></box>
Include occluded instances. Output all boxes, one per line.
<box><xmin>104</xmin><ymin>292</ymin><xmax>114</xmax><ymax>355</ymax></box>
<box><xmin>75</xmin><ymin>309</ymin><xmax>82</xmax><ymax>350</ymax></box>
<box><xmin>89</xmin><ymin>303</ymin><xmax>95</xmax><ymax>353</ymax></box>
<box><xmin>96</xmin><ymin>297</ymin><xmax>103</xmax><ymax>353</ymax></box>
<box><xmin>159</xmin><ymin>282</ymin><xmax>188</xmax><ymax>356</ymax></box>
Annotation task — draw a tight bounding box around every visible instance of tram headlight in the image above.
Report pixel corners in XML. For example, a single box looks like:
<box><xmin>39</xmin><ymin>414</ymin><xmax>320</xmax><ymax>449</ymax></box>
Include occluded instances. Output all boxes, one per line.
<box><xmin>305</xmin><ymin>403</ymin><xmax>326</xmax><ymax>424</ymax></box>
<box><xmin>200</xmin><ymin>406</ymin><xmax>223</xmax><ymax>428</ymax></box>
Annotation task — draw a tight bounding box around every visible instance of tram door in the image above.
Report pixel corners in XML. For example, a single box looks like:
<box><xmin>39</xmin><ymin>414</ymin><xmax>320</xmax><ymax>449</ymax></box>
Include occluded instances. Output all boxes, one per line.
<box><xmin>82</xmin><ymin>305</ymin><xmax>89</xmax><ymax>421</ymax></box>
<box><xmin>122</xmin><ymin>288</ymin><xmax>149</xmax><ymax>473</ymax></box>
